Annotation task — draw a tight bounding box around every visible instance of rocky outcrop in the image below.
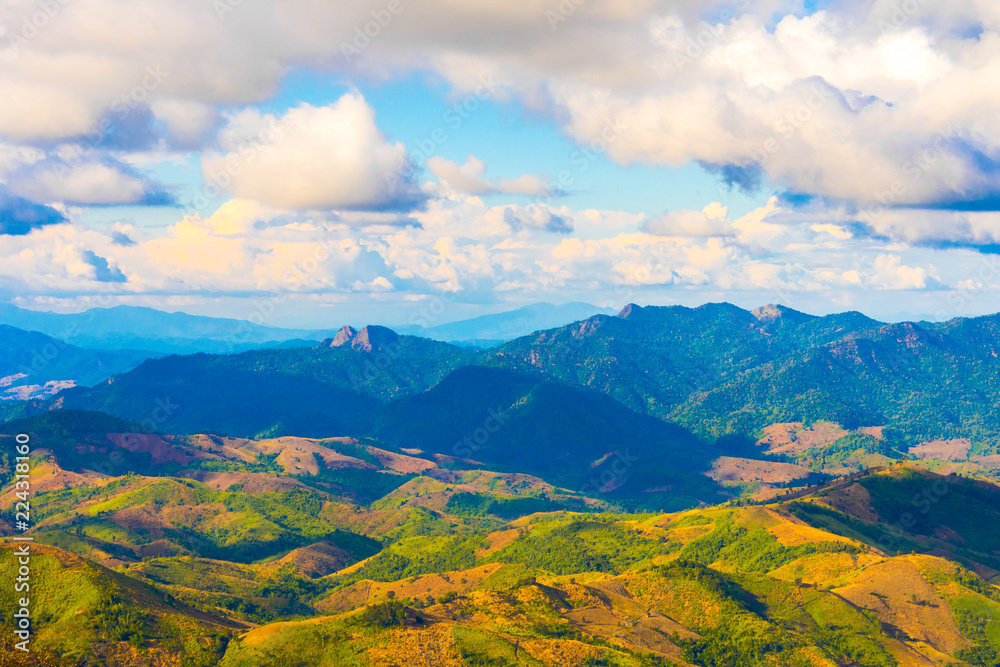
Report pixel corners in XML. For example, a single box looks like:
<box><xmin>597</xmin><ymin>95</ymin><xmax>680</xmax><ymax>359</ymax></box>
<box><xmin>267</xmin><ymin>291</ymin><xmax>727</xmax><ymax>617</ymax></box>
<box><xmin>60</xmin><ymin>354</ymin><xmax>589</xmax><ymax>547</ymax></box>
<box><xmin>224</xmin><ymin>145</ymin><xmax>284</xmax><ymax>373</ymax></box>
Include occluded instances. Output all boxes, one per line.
<box><xmin>321</xmin><ymin>325</ymin><xmax>401</xmax><ymax>352</ymax></box>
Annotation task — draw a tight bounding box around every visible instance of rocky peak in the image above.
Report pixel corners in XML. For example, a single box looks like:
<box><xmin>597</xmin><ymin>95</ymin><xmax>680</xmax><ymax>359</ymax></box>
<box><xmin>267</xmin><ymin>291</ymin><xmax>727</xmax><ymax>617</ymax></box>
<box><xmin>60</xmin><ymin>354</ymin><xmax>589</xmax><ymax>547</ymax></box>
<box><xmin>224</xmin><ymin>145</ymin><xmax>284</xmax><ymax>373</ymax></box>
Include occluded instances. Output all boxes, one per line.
<box><xmin>751</xmin><ymin>304</ymin><xmax>814</xmax><ymax>324</ymax></box>
<box><xmin>617</xmin><ymin>303</ymin><xmax>642</xmax><ymax>319</ymax></box>
<box><xmin>330</xmin><ymin>325</ymin><xmax>357</xmax><ymax>347</ymax></box>
<box><xmin>322</xmin><ymin>325</ymin><xmax>400</xmax><ymax>352</ymax></box>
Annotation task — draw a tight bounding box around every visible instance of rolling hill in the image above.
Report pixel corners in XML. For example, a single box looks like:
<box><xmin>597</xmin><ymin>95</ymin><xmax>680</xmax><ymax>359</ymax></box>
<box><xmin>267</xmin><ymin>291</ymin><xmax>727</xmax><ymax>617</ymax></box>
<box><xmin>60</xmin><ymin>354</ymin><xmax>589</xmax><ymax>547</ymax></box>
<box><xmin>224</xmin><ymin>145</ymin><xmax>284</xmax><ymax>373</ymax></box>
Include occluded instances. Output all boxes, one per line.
<box><xmin>5</xmin><ymin>434</ymin><xmax>1000</xmax><ymax>666</ymax></box>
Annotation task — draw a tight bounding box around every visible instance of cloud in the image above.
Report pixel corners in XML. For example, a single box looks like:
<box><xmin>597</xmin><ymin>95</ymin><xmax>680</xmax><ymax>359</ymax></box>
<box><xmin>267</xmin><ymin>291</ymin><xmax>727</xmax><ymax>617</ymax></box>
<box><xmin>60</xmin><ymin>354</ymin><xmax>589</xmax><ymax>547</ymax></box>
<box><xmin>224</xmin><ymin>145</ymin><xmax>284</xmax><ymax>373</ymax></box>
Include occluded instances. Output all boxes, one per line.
<box><xmin>201</xmin><ymin>95</ymin><xmax>425</xmax><ymax>212</ymax></box>
<box><xmin>150</xmin><ymin>99</ymin><xmax>221</xmax><ymax>149</ymax></box>
<box><xmin>643</xmin><ymin>203</ymin><xmax>735</xmax><ymax>237</ymax></box>
<box><xmin>865</xmin><ymin>254</ymin><xmax>936</xmax><ymax>290</ymax></box>
<box><xmin>0</xmin><ymin>186</ymin><xmax>67</xmax><ymax>235</ymax></box>
<box><xmin>500</xmin><ymin>205</ymin><xmax>574</xmax><ymax>233</ymax></box>
<box><xmin>1</xmin><ymin>0</ymin><xmax>997</xmax><ymax>214</ymax></box>
<box><xmin>427</xmin><ymin>155</ymin><xmax>554</xmax><ymax>196</ymax></box>
<box><xmin>8</xmin><ymin>158</ymin><xmax>173</xmax><ymax>206</ymax></box>
<box><xmin>82</xmin><ymin>250</ymin><xmax>127</xmax><ymax>283</ymax></box>
<box><xmin>698</xmin><ymin>161</ymin><xmax>766</xmax><ymax>194</ymax></box>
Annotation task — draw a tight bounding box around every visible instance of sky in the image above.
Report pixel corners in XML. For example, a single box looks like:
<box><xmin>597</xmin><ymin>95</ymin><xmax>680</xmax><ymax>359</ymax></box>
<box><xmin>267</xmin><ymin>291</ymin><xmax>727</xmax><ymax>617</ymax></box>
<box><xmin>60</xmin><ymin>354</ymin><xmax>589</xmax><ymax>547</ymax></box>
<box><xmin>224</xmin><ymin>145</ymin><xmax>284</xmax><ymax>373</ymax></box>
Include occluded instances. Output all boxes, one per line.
<box><xmin>1</xmin><ymin>0</ymin><xmax>999</xmax><ymax>328</ymax></box>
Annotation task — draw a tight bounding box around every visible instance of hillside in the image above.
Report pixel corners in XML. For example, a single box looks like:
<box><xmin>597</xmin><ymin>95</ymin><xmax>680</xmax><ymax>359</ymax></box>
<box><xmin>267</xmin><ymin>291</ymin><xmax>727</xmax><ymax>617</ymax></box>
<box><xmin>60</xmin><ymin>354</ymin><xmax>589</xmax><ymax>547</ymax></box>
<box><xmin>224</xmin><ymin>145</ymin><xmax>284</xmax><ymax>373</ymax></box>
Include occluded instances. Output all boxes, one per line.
<box><xmin>355</xmin><ymin>366</ymin><xmax>725</xmax><ymax>508</ymax></box>
<box><xmin>5</xmin><ymin>443</ymin><xmax>1000</xmax><ymax>665</ymax></box>
<box><xmin>29</xmin><ymin>302</ymin><xmax>1000</xmax><ymax>455</ymax></box>
<box><xmin>0</xmin><ymin>541</ymin><xmax>240</xmax><ymax>666</ymax></box>
<box><xmin>487</xmin><ymin>303</ymin><xmax>1000</xmax><ymax>446</ymax></box>
<box><xmin>0</xmin><ymin>325</ymin><xmax>151</xmax><ymax>400</ymax></box>
<box><xmin>53</xmin><ymin>334</ymin><xmax>475</xmax><ymax>438</ymax></box>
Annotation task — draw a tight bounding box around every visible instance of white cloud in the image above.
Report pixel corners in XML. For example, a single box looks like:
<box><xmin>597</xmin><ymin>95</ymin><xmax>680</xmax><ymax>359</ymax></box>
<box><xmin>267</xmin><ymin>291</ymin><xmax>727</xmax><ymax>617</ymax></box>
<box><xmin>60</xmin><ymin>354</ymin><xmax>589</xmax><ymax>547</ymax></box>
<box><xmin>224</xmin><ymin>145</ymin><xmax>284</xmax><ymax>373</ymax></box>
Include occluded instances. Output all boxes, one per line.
<box><xmin>427</xmin><ymin>155</ymin><xmax>552</xmax><ymax>196</ymax></box>
<box><xmin>1</xmin><ymin>0</ymin><xmax>997</xmax><ymax>210</ymax></box>
<box><xmin>10</xmin><ymin>162</ymin><xmax>153</xmax><ymax>205</ymax></box>
<box><xmin>644</xmin><ymin>203</ymin><xmax>734</xmax><ymax>237</ymax></box>
<box><xmin>201</xmin><ymin>95</ymin><xmax>422</xmax><ymax>211</ymax></box>
<box><xmin>868</xmin><ymin>254</ymin><xmax>933</xmax><ymax>290</ymax></box>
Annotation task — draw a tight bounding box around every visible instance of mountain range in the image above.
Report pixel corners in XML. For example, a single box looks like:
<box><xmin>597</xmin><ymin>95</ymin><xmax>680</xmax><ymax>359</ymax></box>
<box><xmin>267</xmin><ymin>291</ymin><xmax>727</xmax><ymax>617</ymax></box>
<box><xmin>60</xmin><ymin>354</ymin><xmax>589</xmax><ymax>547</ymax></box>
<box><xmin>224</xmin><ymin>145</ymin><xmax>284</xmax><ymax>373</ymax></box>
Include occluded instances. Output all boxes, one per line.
<box><xmin>10</xmin><ymin>302</ymin><xmax>998</xmax><ymax>456</ymax></box>
<box><xmin>3</xmin><ymin>407</ymin><xmax>1000</xmax><ymax>665</ymax></box>
<box><xmin>0</xmin><ymin>301</ymin><xmax>616</xmax><ymax>355</ymax></box>
<box><xmin>6</xmin><ymin>301</ymin><xmax>1000</xmax><ymax>664</ymax></box>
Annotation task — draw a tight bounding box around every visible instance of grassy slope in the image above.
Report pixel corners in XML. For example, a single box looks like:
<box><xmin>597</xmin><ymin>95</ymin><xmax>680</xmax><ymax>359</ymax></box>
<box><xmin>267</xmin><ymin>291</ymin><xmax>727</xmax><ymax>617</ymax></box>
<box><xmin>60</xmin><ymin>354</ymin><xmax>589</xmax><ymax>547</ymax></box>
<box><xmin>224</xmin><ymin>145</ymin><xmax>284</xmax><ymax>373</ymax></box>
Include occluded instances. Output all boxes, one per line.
<box><xmin>6</xmin><ymin>410</ymin><xmax>1000</xmax><ymax>666</ymax></box>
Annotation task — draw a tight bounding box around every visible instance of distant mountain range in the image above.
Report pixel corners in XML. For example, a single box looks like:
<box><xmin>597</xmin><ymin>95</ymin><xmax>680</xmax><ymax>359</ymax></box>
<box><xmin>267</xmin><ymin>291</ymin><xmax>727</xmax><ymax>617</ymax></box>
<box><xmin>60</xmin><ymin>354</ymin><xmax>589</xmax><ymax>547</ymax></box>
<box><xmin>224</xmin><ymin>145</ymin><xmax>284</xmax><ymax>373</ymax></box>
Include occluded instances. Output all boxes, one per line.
<box><xmin>0</xmin><ymin>325</ymin><xmax>152</xmax><ymax>400</ymax></box>
<box><xmin>394</xmin><ymin>301</ymin><xmax>617</xmax><ymax>344</ymax></box>
<box><xmin>6</xmin><ymin>301</ymin><xmax>1000</xmax><ymax>505</ymax></box>
<box><xmin>0</xmin><ymin>301</ymin><xmax>616</xmax><ymax>354</ymax></box>
<box><xmin>0</xmin><ymin>303</ymin><xmax>325</xmax><ymax>354</ymax></box>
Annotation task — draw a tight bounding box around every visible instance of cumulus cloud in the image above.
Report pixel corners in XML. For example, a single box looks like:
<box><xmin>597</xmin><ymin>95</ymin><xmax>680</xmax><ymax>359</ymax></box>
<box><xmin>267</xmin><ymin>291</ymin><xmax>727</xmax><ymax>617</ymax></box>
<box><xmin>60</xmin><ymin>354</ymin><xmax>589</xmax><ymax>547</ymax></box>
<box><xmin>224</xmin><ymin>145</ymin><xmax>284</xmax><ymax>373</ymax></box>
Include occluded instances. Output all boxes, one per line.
<box><xmin>644</xmin><ymin>203</ymin><xmax>735</xmax><ymax>237</ymax></box>
<box><xmin>8</xmin><ymin>159</ymin><xmax>172</xmax><ymax>206</ymax></box>
<box><xmin>427</xmin><ymin>155</ymin><xmax>554</xmax><ymax>196</ymax></box>
<box><xmin>201</xmin><ymin>95</ymin><xmax>424</xmax><ymax>211</ymax></box>
<box><xmin>3</xmin><ymin>0</ymin><xmax>1000</xmax><ymax>317</ymax></box>
<box><xmin>2</xmin><ymin>0</ymin><xmax>998</xmax><ymax>211</ymax></box>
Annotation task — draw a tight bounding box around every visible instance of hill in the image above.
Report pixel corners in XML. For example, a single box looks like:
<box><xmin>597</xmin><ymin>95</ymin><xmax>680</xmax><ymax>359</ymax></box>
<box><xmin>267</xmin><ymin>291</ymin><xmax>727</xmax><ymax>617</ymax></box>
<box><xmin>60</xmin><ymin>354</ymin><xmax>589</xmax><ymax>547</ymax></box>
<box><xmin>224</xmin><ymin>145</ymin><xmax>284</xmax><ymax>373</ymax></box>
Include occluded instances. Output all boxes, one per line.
<box><xmin>5</xmin><ymin>408</ymin><xmax>1000</xmax><ymax>666</ymax></box>
<box><xmin>0</xmin><ymin>325</ymin><xmax>152</xmax><ymax>400</ymax></box>
<box><xmin>53</xmin><ymin>336</ymin><xmax>475</xmax><ymax>438</ymax></box>
<box><xmin>487</xmin><ymin>303</ymin><xmax>1000</xmax><ymax>446</ymax></box>
<box><xmin>0</xmin><ymin>541</ymin><xmax>240</xmax><ymax>666</ymax></box>
<box><xmin>356</xmin><ymin>366</ymin><xmax>725</xmax><ymax>508</ymax></box>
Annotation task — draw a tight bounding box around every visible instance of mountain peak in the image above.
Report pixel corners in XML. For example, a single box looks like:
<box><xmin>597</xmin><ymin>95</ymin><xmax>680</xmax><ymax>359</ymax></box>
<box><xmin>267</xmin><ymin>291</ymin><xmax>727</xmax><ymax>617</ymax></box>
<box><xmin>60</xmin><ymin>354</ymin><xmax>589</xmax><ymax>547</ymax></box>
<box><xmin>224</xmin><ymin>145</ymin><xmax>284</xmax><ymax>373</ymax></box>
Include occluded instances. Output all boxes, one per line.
<box><xmin>751</xmin><ymin>304</ymin><xmax>814</xmax><ymax>324</ymax></box>
<box><xmin>330</xmin><ymin>325</ymin><xmax>357</xmax><ymax>347</ymax></box>
<box><xmin>617</xmin><ymin>303</ymin><xmax>642</xmax><ymax>319</ymax></box>
<box><xmin>323</xmin><ymin>325</ymin><xmax>400</xmax><ymax>352</ymax></box>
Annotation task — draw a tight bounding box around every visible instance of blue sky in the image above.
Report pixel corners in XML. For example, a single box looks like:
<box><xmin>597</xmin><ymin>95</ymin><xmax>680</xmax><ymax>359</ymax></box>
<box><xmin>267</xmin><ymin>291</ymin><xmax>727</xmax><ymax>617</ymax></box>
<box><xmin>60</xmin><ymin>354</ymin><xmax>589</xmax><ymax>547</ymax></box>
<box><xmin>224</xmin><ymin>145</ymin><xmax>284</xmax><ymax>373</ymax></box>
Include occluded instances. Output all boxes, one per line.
<box><xmin>1</xmin><ymin>0</ymin><xmax>999</xmax><ymax>327</ymax></box>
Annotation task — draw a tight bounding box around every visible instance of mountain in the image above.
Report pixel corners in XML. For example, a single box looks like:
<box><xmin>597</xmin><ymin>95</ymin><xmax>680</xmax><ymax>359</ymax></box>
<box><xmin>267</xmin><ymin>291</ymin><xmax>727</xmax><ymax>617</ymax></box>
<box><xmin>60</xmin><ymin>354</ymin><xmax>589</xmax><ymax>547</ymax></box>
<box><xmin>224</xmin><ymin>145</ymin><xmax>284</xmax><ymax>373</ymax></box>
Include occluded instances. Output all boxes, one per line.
<box><xmin>322</xmin><ymin>324</ymin><xmax>403</xmax><ymax>352</ymax></box>
<box><xmin>487</xmin><ymin>303</ymin><xmax>1000</xmax><ymax>445</ymax></box>
<box><xmin>0</xmin><ymin>542</ymin><xmax>240</xmax><ymax>666</ymax></box>
<box><xmin>55</xmin><ymin>336</ymin><xmax>476</xmax><ymax>438</ymax></box>
<box><xmin>356</xmin><ymin>366</ymin><xmax>725</xmax><ymax>508</ymax></box>
<box><xmin>396</xmin><ymin>301</ymin><xmax>617</xmax><ymax>342</ymax></box>
<box><xmin>0</xmin><ymin>303</ymin><xmax>327</xmax><ymax>354</ymax></box>
<box><xmin>0</xmin><ymin>325</ymin><xmax>151</xmax><ymax>399</ymax></box>
<box><xmin>16</xmin><ymin>302</ymin><xmax>1000</xmax><ymax>479</ymax></box>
